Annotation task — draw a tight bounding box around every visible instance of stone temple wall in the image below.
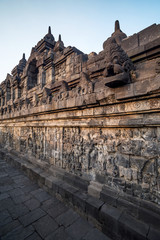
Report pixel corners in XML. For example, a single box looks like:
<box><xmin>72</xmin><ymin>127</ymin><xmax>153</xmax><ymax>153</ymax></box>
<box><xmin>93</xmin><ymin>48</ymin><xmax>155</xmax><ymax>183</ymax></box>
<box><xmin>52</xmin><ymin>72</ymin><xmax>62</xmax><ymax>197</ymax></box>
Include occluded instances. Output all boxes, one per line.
<box><xmin>1</xmin><ymin>124</ymin><xmax>160</xmax><ymax>203</ymax></box>
<box><xmin>0</xmin><ymin>21</ymin><xmax>160</xmax><ymax>205</ymax></box>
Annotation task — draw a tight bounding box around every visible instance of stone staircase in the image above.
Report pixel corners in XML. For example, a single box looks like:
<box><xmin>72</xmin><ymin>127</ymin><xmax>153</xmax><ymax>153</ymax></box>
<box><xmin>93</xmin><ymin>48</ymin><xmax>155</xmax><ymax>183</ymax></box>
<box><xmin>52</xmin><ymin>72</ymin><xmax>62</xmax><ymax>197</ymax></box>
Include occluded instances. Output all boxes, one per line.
<box><xmin>0</xmin><ymin>148</ymin><xmax>160</xmax><ymax>240</ymax></box>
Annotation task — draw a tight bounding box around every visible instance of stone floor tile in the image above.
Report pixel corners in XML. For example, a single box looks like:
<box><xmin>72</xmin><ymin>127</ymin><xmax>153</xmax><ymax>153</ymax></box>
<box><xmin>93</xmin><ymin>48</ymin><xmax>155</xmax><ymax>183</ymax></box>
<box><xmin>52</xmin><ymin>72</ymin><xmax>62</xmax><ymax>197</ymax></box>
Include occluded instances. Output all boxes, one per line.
<box><xmin>46</xmin><ymin>201</ymin><xmax>68</xmax><ymax>219</ymax></box>
<box><xmin>25</xmin><ymin>232</ymin><xmax>42</xmax><ymax>240</ymax></box>
<box><xmin>0</xmin><ymin>197</ymin><xmax>15</xmax><ymax>212</ymax></box>
<box><xmin>81</xmin><ymin>227</ymin><xmax>111</xmax><ymax>240</ymax></box>
<box><xmin>66</xmin><ymin>217</ymin><xmax>93</xmax><ymax>240</ymax></box>
<box><xmin>24</xmin><ymin>198</ymin><xmax>41</xmax><ymax>211</ymax></box>
<box><xmin>8</xmin><ymin>203</ymin><xmax>29</xmax><ymax>219</ymax></box>
<box><xmin>55</xmin><ymin>208</ymin><xmax>80</xmax><ymax>227</ymax></box>
<box><xmin>13</xmin><ymin>178</ymin><xmax>31</xmax><ymax>186</ymax></box>
<box><xmin>19</xmin><ymin>208</ymin><xmax>46</xmax><ymax>227</ymax></box>
<box><xmin>1</xmin><ymin>225</ymin><xmax>34</xmax><ymax>240</ymax></box>
<box><xmin>45</xmin><ymin>226</ymin><xmax>72</xmax><ymax>240</ymax></box>
<box><xmin>0</xmin><ymin>220</ymin><xmax>20</xmax><ymax>237</ymax></box>
<box><xmin>21</xmin><ymin>183</ymin><xmax>38</xmax><ymax>194</ymax></box>
<box><xmin>0</xmin><ymin>177</ymin><xmax>13</xmax><ymax>186</ymax></box>
<box><xmin>0</xmin><ymin>158</ymin><xmax>111</xmax><ymax>240</ymax></box>
<box><xmin>8</xmin><ymin>187</ymin><xmax>24</xmax><ymax>198</ymax></box>
<box><xmin>0</xmin><ymin>215</ymin><xmax>12</xmax><ymax>227</ymax></box>
<box><xmin>0</xmin><ymin>185</ymin><xmax>14</xmax><ymax>193</ymax></box>
<box><xmin>0</xmin><ymin>172</ymin><xmax>8</xmax><ymax>178</ymax></box>
<box><xmin>0</xmin><ymin>210</ymin><xmax>12</xmax><ymax>226</ymax></box>
<box><xmin>41</xmin><ymin>198</ymin><xmax>60</xmax><ymax>212</ymax></box>
<box><xmin>11</xmin><ymin>174</ymin><xmax>25</xmax><ymax>180</ymax></box>
<box><xmin>30</xmin><ymin>188</ymin><xmax>51</xmax><ymax>203</ymax></box>
<box><xmin>12</xmin><ymin>193</ymin><xmax>31</xmax><ymax>204</ymax></box>
<box><xmin>0</xmin><ymin>192</ymin><xmax>9</xmax><ymax>201</ymax></box>
<box><xmin>33</xmin><ymin>214</ymin><xmax>59</xmax><ymax>239</ymax></box>
<box><xmin>7</xmin><ymin>170</ymin><xmax>21</xmax><ymax>177</ymax></box>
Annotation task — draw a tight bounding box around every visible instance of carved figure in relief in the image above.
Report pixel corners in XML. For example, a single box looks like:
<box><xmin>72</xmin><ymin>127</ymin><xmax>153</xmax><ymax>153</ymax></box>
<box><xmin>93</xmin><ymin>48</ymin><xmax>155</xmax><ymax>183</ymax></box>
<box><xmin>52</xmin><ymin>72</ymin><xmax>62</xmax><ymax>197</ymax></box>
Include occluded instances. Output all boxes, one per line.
<box><xmin>41</xmin><ymin>88</ymin><xmax>51</xmax><ymax>104</ymax></box>
<box><xmin>32</xmin><ymin>93</ymin><xmax>39</xmax><ymax>107</ymax></box>
<box><xmin>54</xmin><ymin>81</ymin><xmax>69</xmax><ymax>102</ymax></box>
<box><xmin>75</xmin><ymin>72</ymin><xmax>93</xmax><ymax>96</ymax></box>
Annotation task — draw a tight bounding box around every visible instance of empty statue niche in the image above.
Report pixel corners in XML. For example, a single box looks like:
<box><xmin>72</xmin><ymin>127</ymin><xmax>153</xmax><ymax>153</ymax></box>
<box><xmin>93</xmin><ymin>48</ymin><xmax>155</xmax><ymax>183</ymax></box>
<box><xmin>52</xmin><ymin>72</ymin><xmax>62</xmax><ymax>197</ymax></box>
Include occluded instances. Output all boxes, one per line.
<box><xmin>27</xmin><ymin>59</ymin><xmax>38</xmax><ymax>90</ymax></box>
<box><xmin>6</xmin><ymin>80</ymin><xmax>11</xmax><ymax>101</ymax></box>
<box><xmin>12</xmin><ymin>88</ymin><xmax>15</xmax><ymax>101</ymax></box>
<box><xmin>0</xmin><ymin>89</ymin><xmax>5</xmax><ymax>107</ymax></box>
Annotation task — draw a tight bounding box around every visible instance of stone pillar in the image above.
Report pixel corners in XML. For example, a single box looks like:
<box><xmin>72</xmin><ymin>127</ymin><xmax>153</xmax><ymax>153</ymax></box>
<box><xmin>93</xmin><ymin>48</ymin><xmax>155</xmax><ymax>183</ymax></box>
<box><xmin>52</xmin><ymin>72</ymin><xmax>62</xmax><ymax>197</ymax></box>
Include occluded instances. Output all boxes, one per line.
<box><xmin>38</xmin><ymin>66</ymin><xmax>46</xmax><ymax>88</ymax></box>
<box><xmin>46</xmin><ymin>67</ymin><xmax>54</xmax><ymax>84</ymax></box>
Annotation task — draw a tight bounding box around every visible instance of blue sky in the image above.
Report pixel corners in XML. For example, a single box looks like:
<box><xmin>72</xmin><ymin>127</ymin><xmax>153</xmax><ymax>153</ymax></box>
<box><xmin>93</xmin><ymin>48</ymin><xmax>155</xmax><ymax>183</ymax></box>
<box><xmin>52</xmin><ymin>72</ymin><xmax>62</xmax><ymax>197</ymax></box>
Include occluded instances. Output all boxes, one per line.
<box><xmin>0</xmin><ymin>0</ymin><xmax>160</xmax><ymax>82</ymax></box>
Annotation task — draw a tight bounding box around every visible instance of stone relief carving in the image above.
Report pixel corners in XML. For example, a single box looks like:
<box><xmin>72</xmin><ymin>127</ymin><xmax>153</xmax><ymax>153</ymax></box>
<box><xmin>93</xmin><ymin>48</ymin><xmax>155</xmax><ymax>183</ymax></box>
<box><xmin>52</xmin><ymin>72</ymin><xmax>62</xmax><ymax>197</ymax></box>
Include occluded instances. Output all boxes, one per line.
<box><xmin>23</xmin><ymin>98</ymin><xmax>30</xmax><ymax>110</ymax></box>
<box><xmin>32</xmin><ymin>93</ymin><xmax>39</xmax><ymax>107</ymax></box>
<box><xmin>75</xmin><ymin>72</ymin><xmax>93</xmax><ymax>96</ymax></box>
<box><xmin>53</xmin><ymin>81</ymin><xmax>69</xmax><ymax>102</ymax></box>
<box><xmin>7</xmin><ymin>105</ymin><xmax>12</xmax><ymax>113</ymax></box>
<box><xmin>155</xmin><ymin>59</ymin><xmax>160</xmax><ymax>73</ymax></box>
<box><xmin>41</xmin><ymin>88</ymin><xmax>51</xmax><ymax>105</ymax></box>
<box><xmin>103</xmin><ymin>37</ymin><xmax>134</xmax><ymax>88</ymax></box>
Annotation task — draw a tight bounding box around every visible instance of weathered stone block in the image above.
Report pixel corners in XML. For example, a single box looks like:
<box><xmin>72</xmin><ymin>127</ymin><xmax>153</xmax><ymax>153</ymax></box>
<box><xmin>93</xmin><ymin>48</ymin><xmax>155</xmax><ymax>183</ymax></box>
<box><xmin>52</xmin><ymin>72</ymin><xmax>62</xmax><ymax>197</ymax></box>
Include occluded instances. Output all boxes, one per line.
<box><xmin>33</xmin><ymin>215</ymin><xmax>58</xmax><ymax>239</ymax></box>
<box><xmin>117</xmin><ymin>198</ymin><xmax>139</xmax><ymax>218</ymax></box>
<box><xmin>138</xmin><ymin>206</ymin><xmax>160</xmax><ymax>229</ymax></box>
<box><xmin>139</xmin><ymin>24</ymin><xmax>160</xmax><ymax>46</ymax></box>
<box><xmin>130</xmin><ymin>156</ymin><xmax>147</xmax><ymax>171</ymax></box>
<box><xmin>85</xmin><ymin>196</ymin><xmax>104</xmax><ymax>220</ymax></box>
<box><xmin>142</xmin><ymin>142</ymin><xmax>158</xmax><ymax>157</ymax></box>
<box><xmin>115</xmin><ymin>83</ymin><xmax>134</xmax><ymax>100</ymax></box>
<box><xmin>116</xmin><ymin>154</ymin><xmax>129</xmax><ymax>168</ymax></box>
<box><xmin>121</xmin><ymin>34</ymin><xmax>139</xmax><ymax>52</ymax></box>
<box><xmin>147</xmin><ymin>226</ymin><xmax>160</xmax><ymax>240</ymax></box>
<box><xmin>19</xmin><ymin>208</ymin><xmax>46</xmax><ymax>227</ymax></box>
<box><xmin>100</xmin><ymin>187</ymin><xmax>118</xmax><ymax>207</ymax></box>
<box><xmin>72</xmin><ymin>191</ymin><xmax>88</xmax><ymax>212</ymax></box>
<box><xmin>118</xmin><ymin>140</ymin><xmax>142</xmax><ymax>155</ymax></box>
<box><xmin>118</xmin><ymin>213</ymin><xmax>149</xmax><ymax>240</ymax></box>
<box><xmin>100</xmin><ymin>203</ymin><xmax>122</xmax><ymax>239</ymax></box>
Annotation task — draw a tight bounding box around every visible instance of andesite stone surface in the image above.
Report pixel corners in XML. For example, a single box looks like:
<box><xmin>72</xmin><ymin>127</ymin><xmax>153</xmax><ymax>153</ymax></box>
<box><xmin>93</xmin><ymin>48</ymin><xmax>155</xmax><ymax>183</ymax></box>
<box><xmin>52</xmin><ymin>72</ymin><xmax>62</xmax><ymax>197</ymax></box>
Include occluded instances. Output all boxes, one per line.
<box><xmin>0</xmin><ymin>157</ymin><xmax>110</xmax><ymax>240</ymax></box>
<box><xmin>0</xmin><ymin>20</ymin><xmax>160</xmax><ymax>239</ymax></box>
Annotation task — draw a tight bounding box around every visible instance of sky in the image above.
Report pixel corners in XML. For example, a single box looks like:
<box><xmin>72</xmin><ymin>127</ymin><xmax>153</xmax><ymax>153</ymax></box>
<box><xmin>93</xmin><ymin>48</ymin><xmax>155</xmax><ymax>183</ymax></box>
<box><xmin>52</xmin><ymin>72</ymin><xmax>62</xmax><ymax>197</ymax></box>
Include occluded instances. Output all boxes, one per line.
<box><xmin>0</xmin><ymin>0</ymin><xmax>160</xmax><ymax>82</ymax></box>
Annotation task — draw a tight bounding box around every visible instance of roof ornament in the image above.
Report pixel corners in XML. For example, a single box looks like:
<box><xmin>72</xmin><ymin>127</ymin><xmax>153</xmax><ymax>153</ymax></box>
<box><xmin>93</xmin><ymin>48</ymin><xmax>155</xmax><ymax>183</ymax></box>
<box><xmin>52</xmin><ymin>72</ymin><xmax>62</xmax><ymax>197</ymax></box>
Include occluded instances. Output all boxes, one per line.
<box><xmin>115</xmin><ymin>20</ymin><xmax>120</xmax><ymax>32</ymax></box>
<box><xmin>58</xmin><ymin>34</ymin><xmax>61</xmax><ymax>41</ymax></box>
<box><xmin>48</xmin><ymin>26</ymin><xmax>51</xmax><ymax>34</ymax></box>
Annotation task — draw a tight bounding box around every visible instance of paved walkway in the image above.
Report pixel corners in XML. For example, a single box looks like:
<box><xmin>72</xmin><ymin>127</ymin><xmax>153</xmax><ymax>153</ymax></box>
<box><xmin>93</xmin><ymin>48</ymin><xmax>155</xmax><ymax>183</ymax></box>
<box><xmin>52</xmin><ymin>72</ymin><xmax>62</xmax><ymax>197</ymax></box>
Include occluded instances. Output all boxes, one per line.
<box><xmin>0</xmin><ymin>158</ymin><xmax>110</xmax><ymax>240</ymax></box>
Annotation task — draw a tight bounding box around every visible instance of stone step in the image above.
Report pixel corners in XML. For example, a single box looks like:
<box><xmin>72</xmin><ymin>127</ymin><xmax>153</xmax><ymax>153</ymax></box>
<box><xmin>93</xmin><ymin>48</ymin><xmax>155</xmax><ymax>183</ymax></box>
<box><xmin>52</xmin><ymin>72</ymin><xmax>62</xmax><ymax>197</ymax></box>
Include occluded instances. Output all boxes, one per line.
<box><xmin>100</xmin><ymin>186</ymin><xmax>160</xmax><ymax>231</ymax></box>
<box><xmin>49</xmin><ymin>165</ymin><xmax>90</xmax><ymax>192</ymax></box>
<box><xmin>88</xmin><ymin>181</ymin><xmax>103</xmax><ymax>198</ymax></box>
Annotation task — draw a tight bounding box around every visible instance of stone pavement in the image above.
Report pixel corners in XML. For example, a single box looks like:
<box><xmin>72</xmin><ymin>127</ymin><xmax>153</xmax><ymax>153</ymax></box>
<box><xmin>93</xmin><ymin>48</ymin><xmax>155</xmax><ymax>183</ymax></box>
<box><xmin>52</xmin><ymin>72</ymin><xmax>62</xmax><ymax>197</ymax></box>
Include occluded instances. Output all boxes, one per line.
<box><xmin>0</xmin><ymin>158</ymin><xmax>110</xmax><ymax>240</ymax></box>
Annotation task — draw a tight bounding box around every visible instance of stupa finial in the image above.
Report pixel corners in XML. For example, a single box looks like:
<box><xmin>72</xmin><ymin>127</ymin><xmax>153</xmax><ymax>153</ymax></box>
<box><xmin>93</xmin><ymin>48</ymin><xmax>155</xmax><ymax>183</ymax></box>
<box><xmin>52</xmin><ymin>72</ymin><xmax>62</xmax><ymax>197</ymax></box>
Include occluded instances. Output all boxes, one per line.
<box><xmin>115</xmin><ymin>20</ymin><xmax>120</xmax><ymax>32</ymax></box>
<box><xmin>58</xmin><ymin>34</ymin><xmax>61</xmax><ymax>41</ymax></box>
<box><xmin>48</xmin><ymin>26</ymin><xmax>51</xmax><ymax>34</ymax></box>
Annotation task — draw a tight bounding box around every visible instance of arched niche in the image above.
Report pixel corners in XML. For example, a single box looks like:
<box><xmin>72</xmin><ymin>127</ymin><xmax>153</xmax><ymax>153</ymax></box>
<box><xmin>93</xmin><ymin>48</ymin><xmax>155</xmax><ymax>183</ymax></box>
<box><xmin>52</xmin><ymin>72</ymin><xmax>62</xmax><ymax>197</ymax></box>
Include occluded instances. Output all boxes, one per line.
<box><xmin>0</xmin><ymin>89</ymin><xmax>5</xmax><ymax>106</ymax></box>
<box><xmin>27</xmin><ymin>59</ymin><xmax>38</xmax><ymax>90</ymax></box>
<box><xmin>6</xmin><ymin>80</ymin><xmax>11</xmax><ymax>101</ymax></box>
